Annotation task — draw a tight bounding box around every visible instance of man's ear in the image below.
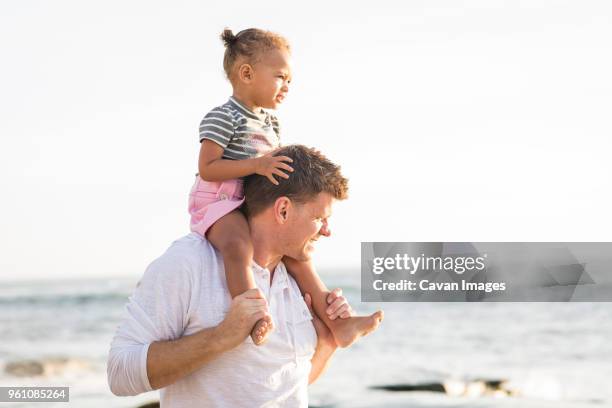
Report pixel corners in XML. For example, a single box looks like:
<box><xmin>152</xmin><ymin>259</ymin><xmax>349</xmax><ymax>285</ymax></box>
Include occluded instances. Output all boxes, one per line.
<box><xmin>273</xmin><ymin>197</ymin><xmax>292</xmax><ymax>224</ymax></box>
<box><xmin>238</xmin><ymin>63</ymin><xmax>254</xmax><ymax>83</ymax></box>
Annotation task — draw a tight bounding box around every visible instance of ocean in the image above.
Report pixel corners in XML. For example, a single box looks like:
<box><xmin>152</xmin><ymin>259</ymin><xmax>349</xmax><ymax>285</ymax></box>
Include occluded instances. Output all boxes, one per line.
<box><xmin>0</xmin><ymin>273</ymin><xmax>610</xmax><ymax>408</ymax></box>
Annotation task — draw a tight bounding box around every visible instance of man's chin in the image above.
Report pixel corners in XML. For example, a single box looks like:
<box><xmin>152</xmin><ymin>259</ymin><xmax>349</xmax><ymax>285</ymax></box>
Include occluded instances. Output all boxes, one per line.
<box><xmin>302</xmin><ymin>249</ymin><xmax>315</xmax><ymax>261</ymax></box>
<box><xmin>288</xmin><ymin>251</ymin><xmax>312</xmax><ymax>263</ymax></box>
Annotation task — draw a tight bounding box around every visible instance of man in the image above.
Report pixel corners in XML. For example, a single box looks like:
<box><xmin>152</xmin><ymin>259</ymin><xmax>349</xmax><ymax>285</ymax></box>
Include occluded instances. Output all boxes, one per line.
<box><xmin>107</xmin><ymin>145</ymin><xmax>379</xmax><ymax>407</ymax></box>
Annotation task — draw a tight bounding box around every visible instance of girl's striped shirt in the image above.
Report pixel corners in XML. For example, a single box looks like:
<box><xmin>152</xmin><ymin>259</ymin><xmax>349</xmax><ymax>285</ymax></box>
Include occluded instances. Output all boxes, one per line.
<box><xmin>199</xmin><ymin>96</ymin><xmax>281</xmax><ymax>160</ymax></box>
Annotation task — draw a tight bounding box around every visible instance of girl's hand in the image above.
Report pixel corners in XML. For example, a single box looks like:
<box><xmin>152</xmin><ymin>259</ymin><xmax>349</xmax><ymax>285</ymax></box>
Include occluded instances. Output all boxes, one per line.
<box><xmin>325</xmin><ymin>288</ymin><xmax>354</xmax><ymax>320</ymax></box>
<box><xmin>255</xmin><ymin>152</ymin><xmax>294</xmax><ymax>185</ymax></box>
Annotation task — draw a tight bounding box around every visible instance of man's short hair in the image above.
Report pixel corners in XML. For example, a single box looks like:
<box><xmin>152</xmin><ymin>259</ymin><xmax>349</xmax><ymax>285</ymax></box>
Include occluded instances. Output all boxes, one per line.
<box><xmin>243</xmin><ymin>145</ymin><xmax>349</xmax><ymax>218</ymax></box>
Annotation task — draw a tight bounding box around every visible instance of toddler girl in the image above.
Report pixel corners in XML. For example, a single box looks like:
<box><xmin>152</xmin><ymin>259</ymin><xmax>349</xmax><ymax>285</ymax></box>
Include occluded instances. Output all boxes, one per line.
<box><xmin>189</xmin><ymin>28</ymin><xmax>383</xmax><ymax>346</ymax></box>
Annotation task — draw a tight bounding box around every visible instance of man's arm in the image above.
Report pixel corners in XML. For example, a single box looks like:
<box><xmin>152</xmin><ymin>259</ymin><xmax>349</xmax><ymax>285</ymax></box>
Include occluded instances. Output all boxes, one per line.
<box><xmin>309</xmin><ymin>337</ymin><xmax>337</xmax><ymax>385</ymax></box>
<box><xmin>107</xmin><ymin>248</ymin><xmax>269</xmax><ymax>396</ymax></box>
<box><xmin>146</xmin><ymin>289</ymin><xmax>269</xmax><ymax>389</ymax></box>
<box><xmin>146</xmin><ymin>327</ymin><xmax>224</xmax><ymax>389</ymax></box>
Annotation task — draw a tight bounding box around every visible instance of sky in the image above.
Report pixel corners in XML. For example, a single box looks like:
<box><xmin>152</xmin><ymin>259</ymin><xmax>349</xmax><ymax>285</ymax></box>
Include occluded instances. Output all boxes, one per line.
<box><xmin>1</xmin><ymin>0</ymin><xmax>611</xmax><ymax>281</ymax></box>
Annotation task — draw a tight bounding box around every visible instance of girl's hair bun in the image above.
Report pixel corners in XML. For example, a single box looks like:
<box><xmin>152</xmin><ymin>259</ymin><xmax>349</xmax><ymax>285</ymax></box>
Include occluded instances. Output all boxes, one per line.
<box><xmin>220</xmin><ymin>27</ymin><xmax>290</xmax><ymax>79</ymax></box>
<box><xmin>221</xmin><ymin>28</ymin><xmax>237</xmax><ymax>48</ymax></box>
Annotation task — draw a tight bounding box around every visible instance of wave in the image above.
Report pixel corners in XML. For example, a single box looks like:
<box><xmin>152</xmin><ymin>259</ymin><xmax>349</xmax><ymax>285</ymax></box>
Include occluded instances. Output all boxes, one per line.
<box><xmin>3</xmin><ymin>357</ymin><xmax>92</xmax><ymax>378</ymax></box>
<box><xmin>0</xmin><ymin>277</ymin><xmax>138</xmax><ymax>305</ymax></box>
<box><xmin>0</xmin><ymin>292</ymin><xmax>129</xmax><ymax>306</ymax></box>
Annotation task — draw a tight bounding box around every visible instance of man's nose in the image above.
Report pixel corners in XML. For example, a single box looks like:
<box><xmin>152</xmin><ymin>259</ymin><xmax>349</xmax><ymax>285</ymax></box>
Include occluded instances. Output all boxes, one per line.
<box><xmin>282</xmin><ymin>81</ymin><xmax>289</xmax><ymax>92</ymax></box>
<box><xmin>319</xmin><ymin>223</ymin><xmax>331</xmax><ymax>237</ymax></box>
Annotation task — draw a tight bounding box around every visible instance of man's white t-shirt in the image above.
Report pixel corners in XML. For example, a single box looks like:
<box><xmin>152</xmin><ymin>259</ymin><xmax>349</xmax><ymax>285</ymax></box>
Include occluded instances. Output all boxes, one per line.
<box><xmin>107</xmin><ymin>233</ymin><xmax>317</xmax><ymax>407</ymax></box>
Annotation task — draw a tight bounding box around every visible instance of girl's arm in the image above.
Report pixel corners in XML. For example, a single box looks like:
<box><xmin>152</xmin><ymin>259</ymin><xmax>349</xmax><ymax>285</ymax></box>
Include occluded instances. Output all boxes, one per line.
<box><xmin>198</xmin><ymin>140</ymin><xmax>294</xmax><ymax>184</ymax></box>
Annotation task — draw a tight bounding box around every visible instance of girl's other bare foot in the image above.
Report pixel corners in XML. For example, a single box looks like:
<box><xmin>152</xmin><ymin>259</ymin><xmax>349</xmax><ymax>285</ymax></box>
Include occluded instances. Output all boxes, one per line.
<box><xmin>333</xmin><ymin>311</ymin><xmax>384</xmax><ymax>348</ymax></box>
<box><xmin>251</xmin><ymin>315</ymin><xmax>274</xmax><ymax>345</ymax></box>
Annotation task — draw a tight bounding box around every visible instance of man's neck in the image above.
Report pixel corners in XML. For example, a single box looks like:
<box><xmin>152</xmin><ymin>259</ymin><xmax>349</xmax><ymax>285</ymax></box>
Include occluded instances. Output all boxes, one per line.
<box><xmin>249</xmin><ymin>219</ymin><xmax>283</xmax><ymax>277</ymax></box>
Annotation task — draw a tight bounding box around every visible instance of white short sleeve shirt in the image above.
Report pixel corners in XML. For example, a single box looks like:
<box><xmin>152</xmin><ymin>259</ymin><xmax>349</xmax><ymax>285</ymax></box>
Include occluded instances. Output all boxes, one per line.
<box><xmin>107</xmin><ymin>233</ymin><xmax>317</xmax><ymax>407</ymax></box>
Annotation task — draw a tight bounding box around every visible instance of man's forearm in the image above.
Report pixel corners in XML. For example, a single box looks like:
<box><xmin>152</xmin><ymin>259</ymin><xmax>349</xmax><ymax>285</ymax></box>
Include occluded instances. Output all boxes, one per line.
<box><xmin>147</xmin><ymin>326</ymin><xmax>231</xmax><ymax>390</ymax></box>
<box><xmin>308</xmin><ymin>344</ymin><xmax>336</xmax><ymax>385</ymax></box>
<box><xmin>147</xmin><ymin>289</ymin><xmax>269</xmax><ymax>389</ymax></box>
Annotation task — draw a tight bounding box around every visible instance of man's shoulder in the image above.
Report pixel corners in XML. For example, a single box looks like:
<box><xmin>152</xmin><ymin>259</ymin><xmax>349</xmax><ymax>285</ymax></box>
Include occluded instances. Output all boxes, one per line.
<box><xmin>156</xmin><ymin>232</ymin><xmax>206</xmax><ymax>258</ymax></box>
<box><xmin>166</xmin><ymin>233</ymin><xmax>212</xmax><ymax>253</ymax></box>
<box><xmin>144</xmin><ymin>234</ymin><xmax>216</xmax><ymax>279</ymax></box>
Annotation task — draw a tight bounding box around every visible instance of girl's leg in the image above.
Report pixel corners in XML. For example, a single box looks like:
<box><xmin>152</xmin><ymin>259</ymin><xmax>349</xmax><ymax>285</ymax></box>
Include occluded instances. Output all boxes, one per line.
<box><xmin>208</xmin><ymin>210</ymin><xmax>273</xmax><ymax>345</ymax></box>
<box><xmin>283</xmin><ymin>257</ymin><xmax>383</xmax><ymax>348</ymax></box>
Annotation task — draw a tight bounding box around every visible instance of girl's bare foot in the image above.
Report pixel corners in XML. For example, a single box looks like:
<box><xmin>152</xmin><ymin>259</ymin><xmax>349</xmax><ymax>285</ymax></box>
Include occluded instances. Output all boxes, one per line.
<box><xmin>332</xmin><ymin>311</ymin><xmax>384</xmax><ymax>348</ymax></box>
<box><xmin>251</xmin><ymin>315</ymin><xmax>274</xmax><ymax>345</ymax></box>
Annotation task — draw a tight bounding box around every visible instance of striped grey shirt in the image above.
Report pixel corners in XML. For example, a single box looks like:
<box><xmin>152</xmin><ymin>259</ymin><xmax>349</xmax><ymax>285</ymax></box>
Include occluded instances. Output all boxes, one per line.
<box><xmin>199</xmin><ymin>97</ymin><xmax>281</xmax><ymax>160</ymax></box>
